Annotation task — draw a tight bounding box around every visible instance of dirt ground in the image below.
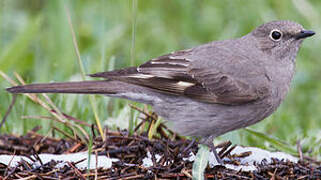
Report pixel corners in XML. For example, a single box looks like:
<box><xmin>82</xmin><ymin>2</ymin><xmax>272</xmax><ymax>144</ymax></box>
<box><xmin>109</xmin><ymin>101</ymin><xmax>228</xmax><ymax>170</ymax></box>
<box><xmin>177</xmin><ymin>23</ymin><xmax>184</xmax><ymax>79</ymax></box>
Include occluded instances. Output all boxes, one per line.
<box><xmin>0</xmin><ymin>125</ymin><xmax>320</xmax><ymax>180</ymax></box>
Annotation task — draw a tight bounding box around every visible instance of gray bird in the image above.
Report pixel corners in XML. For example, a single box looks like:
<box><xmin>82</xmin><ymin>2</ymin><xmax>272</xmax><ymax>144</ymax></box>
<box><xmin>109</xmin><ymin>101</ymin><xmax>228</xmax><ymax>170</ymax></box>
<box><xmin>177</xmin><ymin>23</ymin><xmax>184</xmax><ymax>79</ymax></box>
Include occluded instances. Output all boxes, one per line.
<box><xmin>7</xmin><ymin>20</ymin><xmax>315</xmax><ymax>163</ymax></box>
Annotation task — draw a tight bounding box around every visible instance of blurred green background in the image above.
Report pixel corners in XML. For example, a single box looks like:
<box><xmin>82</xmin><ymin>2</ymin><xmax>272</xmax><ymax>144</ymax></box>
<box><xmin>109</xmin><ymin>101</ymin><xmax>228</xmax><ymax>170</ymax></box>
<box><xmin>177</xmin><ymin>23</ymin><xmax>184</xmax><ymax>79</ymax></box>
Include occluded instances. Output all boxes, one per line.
<box><xmin>0</xmin><ymin>0</ymin><xmax>320</xmax><ymax>158</ymax></box>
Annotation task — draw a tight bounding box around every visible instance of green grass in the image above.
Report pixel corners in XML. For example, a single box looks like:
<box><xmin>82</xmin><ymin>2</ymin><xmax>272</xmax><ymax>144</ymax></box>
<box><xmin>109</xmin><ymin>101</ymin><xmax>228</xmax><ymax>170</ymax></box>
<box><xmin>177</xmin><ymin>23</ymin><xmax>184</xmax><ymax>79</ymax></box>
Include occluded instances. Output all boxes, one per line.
<box><xmin>0</xmin><ymin>0</ymin><xmax>321</xmax><ymax>159</ymax></box>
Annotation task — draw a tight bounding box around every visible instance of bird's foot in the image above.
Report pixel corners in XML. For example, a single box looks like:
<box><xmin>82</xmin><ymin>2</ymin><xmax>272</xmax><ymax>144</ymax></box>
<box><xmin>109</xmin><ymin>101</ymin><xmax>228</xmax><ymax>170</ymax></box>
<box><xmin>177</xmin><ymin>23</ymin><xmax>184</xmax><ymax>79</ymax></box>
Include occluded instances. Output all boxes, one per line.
<box><xmin>209</xmin><ymin>143</ymin><xmax>223</xmax><ymax>165</ymax></box>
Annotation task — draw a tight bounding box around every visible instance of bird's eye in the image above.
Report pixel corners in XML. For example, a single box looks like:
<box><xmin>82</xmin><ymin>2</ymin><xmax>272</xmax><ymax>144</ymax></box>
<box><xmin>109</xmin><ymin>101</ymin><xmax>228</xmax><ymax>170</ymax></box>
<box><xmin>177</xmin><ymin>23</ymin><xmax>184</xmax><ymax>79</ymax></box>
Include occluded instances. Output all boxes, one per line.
<box><xmin>270</xmin><ymin>29</ymin><xmax>282</xmax><ymax>41</ymax></box>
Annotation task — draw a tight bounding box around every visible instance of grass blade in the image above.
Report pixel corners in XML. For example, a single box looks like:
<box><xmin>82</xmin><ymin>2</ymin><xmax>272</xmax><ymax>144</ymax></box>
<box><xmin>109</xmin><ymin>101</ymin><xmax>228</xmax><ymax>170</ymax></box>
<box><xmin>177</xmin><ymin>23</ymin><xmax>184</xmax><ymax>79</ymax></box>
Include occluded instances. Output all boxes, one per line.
<box><xmin>64</xmin><ymin>3</ymin><xmax>104</xmax><ymax>140</ymax></box>
<box><xmin>245</xmin><ymin>128</ymin><xmax>297</xmax><ymax>155</ymax></box>
<box><xmin>192</xmin><ymin>144</ymin><xmax>209</xmax><ymax>180</ymax></box>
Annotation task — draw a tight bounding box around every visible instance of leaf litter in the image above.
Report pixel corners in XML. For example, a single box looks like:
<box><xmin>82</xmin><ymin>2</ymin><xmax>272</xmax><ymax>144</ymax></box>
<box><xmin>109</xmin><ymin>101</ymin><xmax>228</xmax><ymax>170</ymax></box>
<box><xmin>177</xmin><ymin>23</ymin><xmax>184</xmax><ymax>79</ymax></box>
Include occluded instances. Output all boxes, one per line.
<box><xmin>1</xmin><ymin>115</ymin><xmax>321</xmax><ymax>179</ymax></box>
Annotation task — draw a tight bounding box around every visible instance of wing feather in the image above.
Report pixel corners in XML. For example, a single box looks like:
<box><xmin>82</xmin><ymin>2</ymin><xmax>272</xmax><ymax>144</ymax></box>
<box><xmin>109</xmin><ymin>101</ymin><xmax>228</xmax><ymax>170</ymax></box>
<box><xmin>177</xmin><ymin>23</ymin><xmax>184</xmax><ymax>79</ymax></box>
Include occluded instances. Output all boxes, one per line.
<box><xmin>89</xmin><ymin>46</ymin><xmax>269</xmax><ymax>105</ymax></box>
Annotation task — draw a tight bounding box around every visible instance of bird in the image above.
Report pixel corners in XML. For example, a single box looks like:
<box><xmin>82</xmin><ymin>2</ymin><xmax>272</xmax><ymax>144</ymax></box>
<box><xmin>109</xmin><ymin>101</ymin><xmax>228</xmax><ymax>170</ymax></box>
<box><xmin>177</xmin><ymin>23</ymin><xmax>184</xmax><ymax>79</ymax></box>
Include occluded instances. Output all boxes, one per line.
<box><xmin>6</xmin><ymin>20</ymin><xmax>315</xmax><ymax>163</ymax></box>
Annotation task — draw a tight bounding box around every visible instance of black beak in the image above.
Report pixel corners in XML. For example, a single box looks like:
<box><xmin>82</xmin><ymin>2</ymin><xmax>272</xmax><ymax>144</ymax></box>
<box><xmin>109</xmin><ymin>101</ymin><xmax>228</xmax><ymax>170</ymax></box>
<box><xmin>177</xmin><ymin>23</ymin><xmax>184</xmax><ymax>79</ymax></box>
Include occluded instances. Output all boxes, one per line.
<box><xmin>295</xmin><ymin>30</ymin><xmax>315</xmax><ymax>39</ymax></box>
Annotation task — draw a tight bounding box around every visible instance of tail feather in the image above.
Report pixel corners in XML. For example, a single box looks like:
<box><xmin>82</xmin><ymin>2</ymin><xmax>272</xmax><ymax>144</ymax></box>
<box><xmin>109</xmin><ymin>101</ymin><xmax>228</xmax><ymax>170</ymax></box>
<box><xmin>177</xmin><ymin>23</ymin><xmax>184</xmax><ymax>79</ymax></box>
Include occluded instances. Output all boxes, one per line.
<box><xmin>6</xmin><ymin>80</ymin><xmax>165</xmax><ymax>105</ymax></box>
<box><xmin>6</xmin><ymin>80</ymin><xmax>117</xmax><ymax>94</ymax></box>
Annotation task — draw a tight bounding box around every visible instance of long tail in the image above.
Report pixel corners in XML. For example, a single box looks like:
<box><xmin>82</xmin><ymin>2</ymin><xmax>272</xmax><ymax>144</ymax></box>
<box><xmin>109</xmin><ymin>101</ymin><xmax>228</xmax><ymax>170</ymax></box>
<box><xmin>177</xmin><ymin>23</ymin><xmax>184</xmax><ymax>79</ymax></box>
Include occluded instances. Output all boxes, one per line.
<box><xmin>6</xmin><ymin>80</ymin><xmax>163</xmax><ymax>105</ymax></box>
<box><xmin>6</xmin><ymin>80</ymin><xmax>120</xmax><ymax>94</ymax></box>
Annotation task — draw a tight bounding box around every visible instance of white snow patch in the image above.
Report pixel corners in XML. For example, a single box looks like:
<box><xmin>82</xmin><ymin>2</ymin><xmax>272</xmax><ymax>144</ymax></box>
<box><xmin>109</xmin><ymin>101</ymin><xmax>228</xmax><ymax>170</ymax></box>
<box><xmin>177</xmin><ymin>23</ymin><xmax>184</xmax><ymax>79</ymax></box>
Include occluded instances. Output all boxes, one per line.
<box><xmin>142</xmin><ymin>151</ymin><xmax>162</xmax><ymax>167</ymax></box>
<box><xmin>208</xmin><ymin>146</ymin><xmax>298</xmax><ymax>171</ymax></box>
<box><xmin>0</xmin><ymin>151</ymin><xmax>118</xmax><ymax>169</ymax></box>
<box><xmin>182</xmin><ymin>151</ymin><xmax>196</xmax><ymax>162</ymax></box>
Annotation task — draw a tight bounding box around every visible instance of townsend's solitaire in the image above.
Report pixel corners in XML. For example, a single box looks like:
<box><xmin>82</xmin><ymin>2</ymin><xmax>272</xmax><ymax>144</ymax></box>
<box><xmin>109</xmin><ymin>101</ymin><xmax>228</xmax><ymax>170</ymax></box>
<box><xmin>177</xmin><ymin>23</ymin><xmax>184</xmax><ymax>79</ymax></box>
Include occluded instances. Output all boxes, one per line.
<box><xmin>7</xmin><ymin>20</ymin><xmax>315</xmax><ymax>163</ymax></box>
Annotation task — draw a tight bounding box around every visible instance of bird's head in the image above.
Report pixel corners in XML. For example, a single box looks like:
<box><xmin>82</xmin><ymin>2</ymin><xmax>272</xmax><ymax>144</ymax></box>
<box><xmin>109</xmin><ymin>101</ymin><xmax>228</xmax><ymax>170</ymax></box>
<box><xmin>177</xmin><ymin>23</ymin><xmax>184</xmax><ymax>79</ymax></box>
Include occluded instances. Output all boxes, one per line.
<box><xmin>251</xmin><ymin>20</ymin><xmax>315</xmax><ymax>61</ymax></box>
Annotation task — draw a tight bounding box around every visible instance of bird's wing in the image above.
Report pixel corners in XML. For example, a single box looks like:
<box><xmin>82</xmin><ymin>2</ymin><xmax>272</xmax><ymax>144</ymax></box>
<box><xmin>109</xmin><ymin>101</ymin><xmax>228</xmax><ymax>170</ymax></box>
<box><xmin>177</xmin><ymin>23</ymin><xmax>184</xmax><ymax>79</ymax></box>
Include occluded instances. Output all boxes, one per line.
<box><xmin>90</xmin><ymin>46</ymin><xmax>270</xmax><ymax>105</ymax></box>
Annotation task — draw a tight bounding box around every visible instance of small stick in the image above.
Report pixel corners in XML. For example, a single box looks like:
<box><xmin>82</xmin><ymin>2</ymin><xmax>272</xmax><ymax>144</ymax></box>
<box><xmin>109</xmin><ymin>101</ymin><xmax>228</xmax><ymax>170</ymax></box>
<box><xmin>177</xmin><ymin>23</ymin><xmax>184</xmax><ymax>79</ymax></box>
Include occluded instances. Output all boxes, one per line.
<box><xmin>296</xmin><ymin>140</ymin><xmax>304</xmax><ymax>162</ymax></box>
<box><xmin>0</xmin><ymin>94</ymin><xmax>17</xmax><ymax>129</ymax></box>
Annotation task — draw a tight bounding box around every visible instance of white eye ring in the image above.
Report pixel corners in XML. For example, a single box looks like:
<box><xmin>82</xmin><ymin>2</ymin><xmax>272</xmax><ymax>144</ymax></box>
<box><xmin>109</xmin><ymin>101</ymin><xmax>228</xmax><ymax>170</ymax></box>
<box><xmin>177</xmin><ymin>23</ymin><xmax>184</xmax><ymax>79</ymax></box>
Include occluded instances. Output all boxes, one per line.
<box><xmin>269</xmin><ymin>29</ymin><xmax>283</xmax><ymax>41</ymax></box>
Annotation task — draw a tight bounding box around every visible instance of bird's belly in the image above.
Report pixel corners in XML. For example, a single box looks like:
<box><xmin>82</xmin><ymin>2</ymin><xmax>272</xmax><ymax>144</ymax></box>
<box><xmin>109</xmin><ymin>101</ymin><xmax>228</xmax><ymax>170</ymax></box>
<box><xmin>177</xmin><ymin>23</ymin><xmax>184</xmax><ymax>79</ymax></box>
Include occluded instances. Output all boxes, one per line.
<box><xmin>153</xmin><ymin>96</ymin><xmax>279</xmax><ymax>138</ymax></box>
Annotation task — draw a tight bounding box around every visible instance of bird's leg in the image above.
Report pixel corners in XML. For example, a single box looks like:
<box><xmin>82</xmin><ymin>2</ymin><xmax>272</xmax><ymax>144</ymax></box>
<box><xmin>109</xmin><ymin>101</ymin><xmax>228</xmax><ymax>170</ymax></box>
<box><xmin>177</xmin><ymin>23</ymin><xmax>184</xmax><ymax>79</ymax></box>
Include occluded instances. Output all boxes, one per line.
<box><xmin>182</xmin><ymin>138</ymin><xmax>196</xmax><ymax>154</ymax></box>
<box><xmin>178</xmin><ymin>138</ymin><xmax>196</xmax><ymax>159</ymax></box>
<box><xmin>201</xmin><ymin>136</ymin><xmax>223</xmax><ymax>165</ymax></box>
<box><xmin>208</xmin><ymin>141</ymin><xmax>223</xmax><ymax>165</ymax></box>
